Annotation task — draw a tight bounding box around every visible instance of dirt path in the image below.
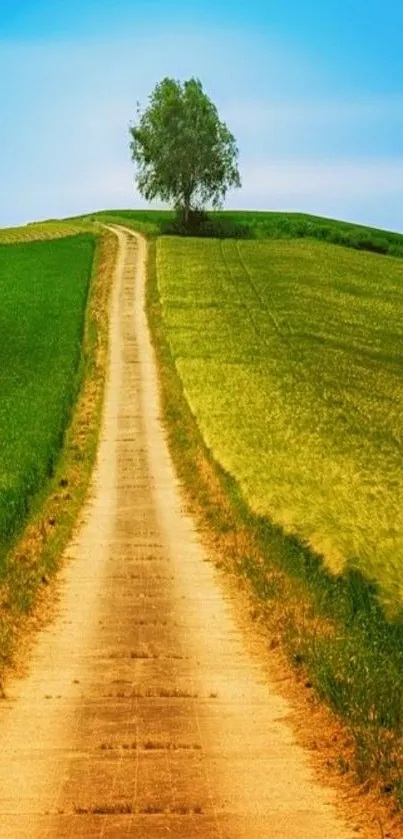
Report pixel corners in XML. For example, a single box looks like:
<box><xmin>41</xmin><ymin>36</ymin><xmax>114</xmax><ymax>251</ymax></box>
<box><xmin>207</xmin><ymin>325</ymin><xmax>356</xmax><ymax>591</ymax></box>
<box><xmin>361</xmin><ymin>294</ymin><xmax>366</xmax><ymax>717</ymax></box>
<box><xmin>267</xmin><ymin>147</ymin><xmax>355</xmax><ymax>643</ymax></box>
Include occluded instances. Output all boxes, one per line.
<box><xmin>0</xmin><ymin>228</ymin><xmax>358</xmax><ymax>838</ymax></box>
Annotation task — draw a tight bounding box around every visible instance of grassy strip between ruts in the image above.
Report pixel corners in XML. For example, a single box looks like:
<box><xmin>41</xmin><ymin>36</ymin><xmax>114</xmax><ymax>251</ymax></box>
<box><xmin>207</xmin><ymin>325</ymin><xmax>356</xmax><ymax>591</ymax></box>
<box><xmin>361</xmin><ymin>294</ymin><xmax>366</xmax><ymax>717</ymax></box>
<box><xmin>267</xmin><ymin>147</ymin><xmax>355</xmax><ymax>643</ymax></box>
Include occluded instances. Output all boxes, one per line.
<box><xmin>145</xmin><ymin>235</ymin><xmax>403</xmax><ymax>818</ymax></box>
<box><xmin>0</xmin><ymin>226</ymin><xmax>117</xmax><ymax>676</ymax></box>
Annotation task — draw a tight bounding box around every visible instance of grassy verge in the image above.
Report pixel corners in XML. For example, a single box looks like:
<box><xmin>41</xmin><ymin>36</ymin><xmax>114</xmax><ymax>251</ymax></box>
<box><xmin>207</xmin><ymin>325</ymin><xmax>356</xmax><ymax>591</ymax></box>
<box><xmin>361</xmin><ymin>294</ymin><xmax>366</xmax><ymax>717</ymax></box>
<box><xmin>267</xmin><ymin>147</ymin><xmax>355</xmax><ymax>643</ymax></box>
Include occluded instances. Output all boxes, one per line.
<box><xmin>145</xmin><ymin>235</ymin><xmax>403</xmax><ymax>813</ymax></box>
<box><xmin>0</xmin><ymin>227</ymin><xmax>117</xmax><ymax>673</ymax></box>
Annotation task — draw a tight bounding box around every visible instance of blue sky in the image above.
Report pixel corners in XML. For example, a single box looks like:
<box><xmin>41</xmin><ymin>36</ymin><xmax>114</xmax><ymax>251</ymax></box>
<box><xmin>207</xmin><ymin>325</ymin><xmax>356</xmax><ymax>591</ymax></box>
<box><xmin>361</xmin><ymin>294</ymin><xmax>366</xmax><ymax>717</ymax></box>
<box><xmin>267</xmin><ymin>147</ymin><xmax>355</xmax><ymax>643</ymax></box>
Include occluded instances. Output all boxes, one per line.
<box><xmin>1</xmin><ymin>0</ymin><xmax>402</xmax><ymax>230</ymax></box>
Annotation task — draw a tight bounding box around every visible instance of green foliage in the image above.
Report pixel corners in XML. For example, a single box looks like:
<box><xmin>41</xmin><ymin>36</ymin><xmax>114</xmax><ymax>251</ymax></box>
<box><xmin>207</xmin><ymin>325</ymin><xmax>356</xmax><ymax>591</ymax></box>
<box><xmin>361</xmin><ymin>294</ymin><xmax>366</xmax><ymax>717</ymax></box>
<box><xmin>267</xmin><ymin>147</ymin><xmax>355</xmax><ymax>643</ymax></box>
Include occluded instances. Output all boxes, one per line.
<box><xmin>128</xmin><ymin>78</ymin><xmax>241</xmax><ymax>223</ymax></box>
<box><xmin>157</xmin><ymin>236</ymin><xmax>403</xmax><ymax>607</ymax></box>
<box><xmin>0</xmin><ymin>234</ymin><xmax>95</xmax><ymax>568</ymax></box>
<box><xmin>231</xmin><ymin>211</ymin><xmax>403</xmax><ymax>256</ymax></box>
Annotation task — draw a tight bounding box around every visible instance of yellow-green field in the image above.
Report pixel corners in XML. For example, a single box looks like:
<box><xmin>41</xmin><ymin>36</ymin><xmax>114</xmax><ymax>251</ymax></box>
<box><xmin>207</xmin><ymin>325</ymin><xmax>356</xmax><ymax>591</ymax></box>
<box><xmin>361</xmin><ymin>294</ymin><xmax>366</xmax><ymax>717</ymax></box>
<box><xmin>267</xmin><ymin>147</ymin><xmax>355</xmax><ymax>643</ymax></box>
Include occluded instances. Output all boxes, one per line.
<box><xmin>157</xmin><ymin>237</ymin><xmax>403</xmax><ymax>605</ymax></box>
<box><xmin>0</xmin><ymin>220</ymin><xmax>95</xmax><ymax>245</ymax></box>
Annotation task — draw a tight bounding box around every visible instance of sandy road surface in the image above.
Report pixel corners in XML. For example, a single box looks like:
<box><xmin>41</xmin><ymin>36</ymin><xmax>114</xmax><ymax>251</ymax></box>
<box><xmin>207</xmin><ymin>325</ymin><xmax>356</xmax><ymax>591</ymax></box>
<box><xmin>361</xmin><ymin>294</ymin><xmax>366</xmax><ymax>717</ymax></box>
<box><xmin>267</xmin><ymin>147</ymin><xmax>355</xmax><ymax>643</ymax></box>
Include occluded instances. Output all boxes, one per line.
<box><xmin>0</xmin><ymin>228</ymin><xmax>356</xmax><ymax>838</ymax></box>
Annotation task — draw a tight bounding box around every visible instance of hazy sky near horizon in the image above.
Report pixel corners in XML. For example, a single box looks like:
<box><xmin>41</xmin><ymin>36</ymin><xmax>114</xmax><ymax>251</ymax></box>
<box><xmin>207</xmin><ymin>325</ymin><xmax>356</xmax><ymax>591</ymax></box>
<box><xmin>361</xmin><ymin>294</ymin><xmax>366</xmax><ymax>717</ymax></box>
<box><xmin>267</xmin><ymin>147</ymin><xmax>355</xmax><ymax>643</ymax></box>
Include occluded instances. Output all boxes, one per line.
<box><xmin>1</xmin><ymin>0</ymin><xmax>402</xmax><ymax>230</ymax></box>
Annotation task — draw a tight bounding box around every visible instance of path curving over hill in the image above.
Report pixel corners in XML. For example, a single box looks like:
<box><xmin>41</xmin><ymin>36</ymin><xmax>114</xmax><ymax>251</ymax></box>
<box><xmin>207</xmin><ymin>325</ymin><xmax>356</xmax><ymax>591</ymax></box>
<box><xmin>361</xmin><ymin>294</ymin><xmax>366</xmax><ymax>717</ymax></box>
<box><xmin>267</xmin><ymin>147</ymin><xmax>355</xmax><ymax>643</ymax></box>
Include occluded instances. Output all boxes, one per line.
<box><xmin>0</xmin><ymin>227</ymin><xmax>356</xmax><ymax>838</ymax></box>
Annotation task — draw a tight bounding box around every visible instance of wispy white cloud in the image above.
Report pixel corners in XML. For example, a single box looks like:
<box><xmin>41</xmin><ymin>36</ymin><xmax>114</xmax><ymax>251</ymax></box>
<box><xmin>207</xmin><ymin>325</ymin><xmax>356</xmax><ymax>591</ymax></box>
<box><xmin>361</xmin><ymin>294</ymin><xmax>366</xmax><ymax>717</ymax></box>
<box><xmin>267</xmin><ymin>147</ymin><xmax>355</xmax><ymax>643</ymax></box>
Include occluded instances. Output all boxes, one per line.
<box><xmin>222</xmin><ymin>95</ymin><xmax>403</xmax><ymax>161</ymax></box>
<box><xmin>223</xmin><ymin>95</ymin><xmax>403</xmax><ymax>129</ymax></box>
<box><xmin>225</xmin><ymin>158</ymin><xmax>403</xmax><ymax>232</ymax></box>
<box><xmin>239</xmin><ymin>158</ymin><xmax>403</xmax><ymax>200</ymax></box>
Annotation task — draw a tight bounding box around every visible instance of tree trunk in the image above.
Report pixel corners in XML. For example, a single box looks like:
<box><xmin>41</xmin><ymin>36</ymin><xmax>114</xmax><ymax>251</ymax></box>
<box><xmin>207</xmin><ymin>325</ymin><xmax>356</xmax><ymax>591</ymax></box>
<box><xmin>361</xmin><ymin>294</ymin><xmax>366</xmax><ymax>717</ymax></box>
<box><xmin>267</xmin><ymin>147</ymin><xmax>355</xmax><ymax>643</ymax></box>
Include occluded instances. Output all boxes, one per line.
<box><xmin>182</xmin><ymin>183</ymin><xmax>193</xmax><ymax>230</ymax></box>
<box><xmin>183</xmin><ymin>200</ymin><xmax>190</xmax><ymax>228</ymax></box>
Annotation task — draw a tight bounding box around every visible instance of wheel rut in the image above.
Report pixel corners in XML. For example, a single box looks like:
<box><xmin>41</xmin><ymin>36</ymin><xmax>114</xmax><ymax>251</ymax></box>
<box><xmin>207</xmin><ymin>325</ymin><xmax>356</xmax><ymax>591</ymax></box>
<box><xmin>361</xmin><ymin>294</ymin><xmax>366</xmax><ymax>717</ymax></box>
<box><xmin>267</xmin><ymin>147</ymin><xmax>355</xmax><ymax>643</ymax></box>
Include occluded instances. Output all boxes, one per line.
<box><xmin>0</xmin><ymin>227</ymin><xmax>357</xmax><ymax>838</ymax></box>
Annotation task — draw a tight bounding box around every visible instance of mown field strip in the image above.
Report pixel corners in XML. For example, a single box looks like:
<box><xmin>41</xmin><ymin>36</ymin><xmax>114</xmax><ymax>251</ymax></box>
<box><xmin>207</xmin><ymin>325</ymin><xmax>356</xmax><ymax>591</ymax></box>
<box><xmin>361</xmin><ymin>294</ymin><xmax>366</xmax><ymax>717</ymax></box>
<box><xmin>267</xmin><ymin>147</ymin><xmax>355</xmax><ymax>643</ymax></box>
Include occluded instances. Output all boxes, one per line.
<box><xmin>0</xmin><ymin>221</ymin><xmax>95</xmax><ymax>244</ymax></box>
<box><xmin>157</xmin><ymin>237</ymin><xmax>403</xmax><ymax>605</ymax></box>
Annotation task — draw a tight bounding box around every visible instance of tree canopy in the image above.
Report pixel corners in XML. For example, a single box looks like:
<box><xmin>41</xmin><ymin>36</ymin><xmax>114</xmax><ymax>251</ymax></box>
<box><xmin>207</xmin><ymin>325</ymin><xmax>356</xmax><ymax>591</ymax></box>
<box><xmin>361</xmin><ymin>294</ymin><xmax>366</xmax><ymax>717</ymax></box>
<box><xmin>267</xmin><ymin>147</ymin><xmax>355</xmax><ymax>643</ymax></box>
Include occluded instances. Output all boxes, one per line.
<box><xmin>129</xmin><ymin>77</ymin><xmax>241</xmax><ymax>225</ymax></box>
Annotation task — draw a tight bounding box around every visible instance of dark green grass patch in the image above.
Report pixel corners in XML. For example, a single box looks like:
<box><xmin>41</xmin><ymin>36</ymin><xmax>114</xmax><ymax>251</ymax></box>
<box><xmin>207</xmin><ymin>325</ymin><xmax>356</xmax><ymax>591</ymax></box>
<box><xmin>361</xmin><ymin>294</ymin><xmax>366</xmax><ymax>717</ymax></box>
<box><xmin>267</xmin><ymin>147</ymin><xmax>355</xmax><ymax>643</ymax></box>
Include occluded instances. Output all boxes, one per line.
<box><xmin>0</xmin><ymin>234</ymin><xmax>96</xmax><ymax>568</ymax></box>
<box><xmin>216</xmin><ymin>211</ymin><xmax>403</xmax><ymax>257</ymax></box>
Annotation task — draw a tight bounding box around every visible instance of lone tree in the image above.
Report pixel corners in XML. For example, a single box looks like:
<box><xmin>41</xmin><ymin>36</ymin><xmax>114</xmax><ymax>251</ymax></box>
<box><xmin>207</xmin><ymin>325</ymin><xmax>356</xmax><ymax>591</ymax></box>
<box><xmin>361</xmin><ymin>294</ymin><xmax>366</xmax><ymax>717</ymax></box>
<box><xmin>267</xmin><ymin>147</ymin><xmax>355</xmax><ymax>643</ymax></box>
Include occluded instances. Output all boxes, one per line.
<box><xmin>129</xmin><ymin>77</ymin><xmax>241</xmax><ymax>227</ymax></box>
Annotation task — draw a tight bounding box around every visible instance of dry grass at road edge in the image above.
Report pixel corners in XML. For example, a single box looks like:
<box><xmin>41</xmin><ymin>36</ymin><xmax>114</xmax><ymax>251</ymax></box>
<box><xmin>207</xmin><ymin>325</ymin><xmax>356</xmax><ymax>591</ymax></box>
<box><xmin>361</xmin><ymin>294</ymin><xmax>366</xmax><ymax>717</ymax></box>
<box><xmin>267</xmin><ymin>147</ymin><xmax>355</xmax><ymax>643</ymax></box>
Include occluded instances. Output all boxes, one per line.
<box><xmin>0</xmin><ymin>228</ymin><xmax>117</xmax><ymax>681</ymax></box>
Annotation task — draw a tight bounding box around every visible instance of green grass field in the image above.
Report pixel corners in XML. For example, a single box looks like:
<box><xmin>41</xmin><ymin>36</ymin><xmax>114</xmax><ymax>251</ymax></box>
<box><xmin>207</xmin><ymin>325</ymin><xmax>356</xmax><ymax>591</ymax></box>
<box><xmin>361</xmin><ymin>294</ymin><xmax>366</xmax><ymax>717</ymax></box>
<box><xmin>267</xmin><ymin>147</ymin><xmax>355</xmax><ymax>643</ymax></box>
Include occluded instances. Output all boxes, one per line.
<box><xmin>157</xmin><ymin>236</ymin><xmax>403</xmax><ymax>606</ymax></box>
<box><xmin>0</xmin><ymin>233</ymin><xmax>96</xmax><ymax>568</ymax></box>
